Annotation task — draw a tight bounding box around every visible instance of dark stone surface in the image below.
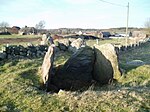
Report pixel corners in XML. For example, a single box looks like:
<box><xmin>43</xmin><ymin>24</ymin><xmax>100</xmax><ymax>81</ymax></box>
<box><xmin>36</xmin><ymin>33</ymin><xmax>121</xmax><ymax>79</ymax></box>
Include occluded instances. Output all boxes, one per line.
<box><xmin>51</xmin><ymin>46</ymin><xmax>95</xmax><ymax>90</ymax></box>
<box><xmin>58</xmin><ymin>43</ymin><xmax>68</xmax><ymax>51</ymax></box>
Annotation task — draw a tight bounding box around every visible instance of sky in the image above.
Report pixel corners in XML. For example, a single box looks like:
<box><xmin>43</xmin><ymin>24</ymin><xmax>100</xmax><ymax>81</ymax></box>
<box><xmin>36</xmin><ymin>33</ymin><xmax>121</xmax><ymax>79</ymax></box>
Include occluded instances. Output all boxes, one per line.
<box><xmin>0</xmin><ymin>0</ymin><xmax>150</xmax><ymax>29</ymax></box>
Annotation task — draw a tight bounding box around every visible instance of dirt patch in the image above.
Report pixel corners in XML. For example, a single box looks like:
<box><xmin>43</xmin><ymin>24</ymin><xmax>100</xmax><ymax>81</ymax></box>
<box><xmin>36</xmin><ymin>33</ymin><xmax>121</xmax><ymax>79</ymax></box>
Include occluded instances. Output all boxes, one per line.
<box><xmin>0</xmin><ymin>37</ymin><xmax>41</xmax><ymax>44</ymax></box>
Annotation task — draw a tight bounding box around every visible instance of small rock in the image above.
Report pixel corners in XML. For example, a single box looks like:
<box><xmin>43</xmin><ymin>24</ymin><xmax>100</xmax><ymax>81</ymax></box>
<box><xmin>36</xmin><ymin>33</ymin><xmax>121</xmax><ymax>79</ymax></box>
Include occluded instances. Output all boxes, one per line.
<box><xmin>127</xmin><ymin>60</ymin><xmax>145</xmax><ymax>66</ymax></box>
<box><xmin>58</xmin><ymin>89</ymin><xmax>66</xmax><ymax>96</ymax></box>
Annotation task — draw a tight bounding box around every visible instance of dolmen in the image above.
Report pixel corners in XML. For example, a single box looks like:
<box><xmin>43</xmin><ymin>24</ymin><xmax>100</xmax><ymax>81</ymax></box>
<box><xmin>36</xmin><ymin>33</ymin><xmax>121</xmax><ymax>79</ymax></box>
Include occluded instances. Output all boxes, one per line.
<box><xmin>41</xmin><ymin>43</ymin><xmax>122</xmax><ymax>92</ymax></box>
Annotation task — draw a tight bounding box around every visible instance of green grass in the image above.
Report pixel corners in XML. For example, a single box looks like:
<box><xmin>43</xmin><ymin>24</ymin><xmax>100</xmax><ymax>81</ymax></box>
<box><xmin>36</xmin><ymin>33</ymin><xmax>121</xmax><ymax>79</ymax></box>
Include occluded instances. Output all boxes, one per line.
<box><xmin>0</xmin><ymin>54</ymin><xmax>70</xmax><ymax>111</ymax></box>
<box><xmin>86</xmin><ymin>38</ymin><xmax>126</xmax><ymax>46</ymax></box>
<box><xmin>0</xmin><ymin>42</ymin><xmax>150</xmax><ymax>112</ymax></box>
<box><xmin>0</xmin><ymin>34</ymin><xmax>41</xmax><ymax>38</ymax></box>
<box><xmin>119</xmin><ymin>42</ymin><xmax>150</xmax><ymax>71</ymax></box>
<box><xmin>0</xmin><ymin>34</ymin><xmax>42</xmax><ymax>49</ymax></box>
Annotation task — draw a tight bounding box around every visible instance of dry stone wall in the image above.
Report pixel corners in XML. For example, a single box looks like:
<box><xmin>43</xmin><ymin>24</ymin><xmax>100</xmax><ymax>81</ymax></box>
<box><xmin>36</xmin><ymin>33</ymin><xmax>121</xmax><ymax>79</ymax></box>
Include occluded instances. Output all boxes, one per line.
<box><xmin>0</xmin><ymin>38</ymin><xmax>86</xmax><ymax>60</ymax></box>
<box><xmin>0</xmin><ymin>37</ymin><xmax>150</xmax><ymax>61</ymax></box>
<box><xmin>0</xmin><ymin>45</ymin><xmax>48</xmax><ymax>60</ymax></box>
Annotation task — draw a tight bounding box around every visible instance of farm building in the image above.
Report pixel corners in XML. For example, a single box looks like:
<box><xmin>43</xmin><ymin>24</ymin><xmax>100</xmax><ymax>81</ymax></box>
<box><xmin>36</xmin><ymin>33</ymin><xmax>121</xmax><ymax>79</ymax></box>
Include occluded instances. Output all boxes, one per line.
<box><xmin>19</xmin><ymin>26</ymin><xmax>37</xmax><ymax>35</ymax></box>
<box><xmin>8</xmin><ymin>26</ymin><xmax>21</xmax><ymax>34</ymax></box>
<box><xmin>99</xmin><ymin>32</ymin><xmax>111</xmax><ymax>38</ymax></box>
<box><xmin>0</xmin><ymin>26</ymin><xmax>20</xmax><ymax>34</ymax></box>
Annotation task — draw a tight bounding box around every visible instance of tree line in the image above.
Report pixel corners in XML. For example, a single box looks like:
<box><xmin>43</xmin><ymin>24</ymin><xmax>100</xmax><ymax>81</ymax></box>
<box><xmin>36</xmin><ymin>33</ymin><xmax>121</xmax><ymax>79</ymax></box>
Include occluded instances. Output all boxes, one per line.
<box><xmin>0</xmin><ymin>18</ymin><xmax>150</xmax><ymax>35</ymax></box>
<box><xmin>0</xmin><ymin>20</ymin><xmax>46</xmax><ymax>30</ymax></box>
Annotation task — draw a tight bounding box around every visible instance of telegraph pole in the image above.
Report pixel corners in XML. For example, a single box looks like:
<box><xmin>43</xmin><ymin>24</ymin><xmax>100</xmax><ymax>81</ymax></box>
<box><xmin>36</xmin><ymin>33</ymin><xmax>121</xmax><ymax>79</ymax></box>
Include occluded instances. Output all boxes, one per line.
<box><xmin>98</xmin><ymin>0</ymin><xmax>130</xmax><ymax>46</ymax></box>
<box><xmin>125</xmin><ymin>2</ymin><xmax>129</xmax><ymax>47</ymax></box>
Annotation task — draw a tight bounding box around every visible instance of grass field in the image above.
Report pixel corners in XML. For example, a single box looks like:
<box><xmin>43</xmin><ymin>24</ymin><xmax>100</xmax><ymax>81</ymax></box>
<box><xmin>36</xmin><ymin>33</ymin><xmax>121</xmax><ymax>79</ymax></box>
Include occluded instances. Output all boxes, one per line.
<box><xmin>86</xmin><ymin>38</ymin><xmax>126</xmax><ymax>46</ymax></box>
<box><xmin>0</xmin><ymin>40</ymin><xmax>150</xmax><ymax>111</ymax></box>
<box><xmin>0</xmin><ymin>34</ymin><xmax>41</xmax><ymax>39</ymax></box>
<box><xmin>0</xmin><ymin>34</ymin><xmax>42</xmax><ymax>49</ymax></box>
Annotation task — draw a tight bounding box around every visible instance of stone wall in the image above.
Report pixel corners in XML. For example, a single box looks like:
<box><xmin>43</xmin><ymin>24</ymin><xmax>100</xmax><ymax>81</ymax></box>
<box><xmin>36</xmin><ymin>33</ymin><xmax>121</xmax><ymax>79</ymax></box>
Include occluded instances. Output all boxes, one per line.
<box><xmin>0</xmin><ymin>45</ymin><xmax>48</xmax><ymax>60</ymax></box>
<box><xmin>114</xmin><ymin>37</ymin><xmax>150</xmax><ymax>53</ymax></box>
<box><xmin>0</xmin><ymin>37</ymin><xmax>150</xmax><ymax>60</ymax></box>
<box><xmin>0</xmin><ymin>38</ymin><xmax>83</xmax><ymax>60</ymax></box>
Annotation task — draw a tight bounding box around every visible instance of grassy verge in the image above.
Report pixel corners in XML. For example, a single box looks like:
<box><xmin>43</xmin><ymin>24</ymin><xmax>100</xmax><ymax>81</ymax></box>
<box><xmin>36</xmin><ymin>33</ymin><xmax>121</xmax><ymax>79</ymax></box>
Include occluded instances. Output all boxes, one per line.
<box><xmin>0</xmin><ymin>42</ymin><xmax>150</xmax><ymax>111</ymax></box>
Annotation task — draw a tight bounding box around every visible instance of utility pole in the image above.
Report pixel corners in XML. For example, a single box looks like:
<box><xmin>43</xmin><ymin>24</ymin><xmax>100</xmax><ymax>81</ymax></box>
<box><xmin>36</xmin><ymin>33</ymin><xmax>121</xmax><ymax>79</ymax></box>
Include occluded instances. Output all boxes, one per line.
<box><xmin>125</xmin><ymin>2</ymin><xmax>129</xmax><ymax>47</ymax></box>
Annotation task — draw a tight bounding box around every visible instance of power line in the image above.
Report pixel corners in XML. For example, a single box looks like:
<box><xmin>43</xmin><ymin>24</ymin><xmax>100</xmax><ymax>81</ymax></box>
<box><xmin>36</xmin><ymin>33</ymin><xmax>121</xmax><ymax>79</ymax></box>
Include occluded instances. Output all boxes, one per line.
<box><xmin>98</xmin><ymin>0</ymin><xmax>127</xmax><ymax>7</ymax></box>
<box><xmin>97</xmin><ymin>0</ymin><xmax>130</xmax><ymax>47</ymax></box>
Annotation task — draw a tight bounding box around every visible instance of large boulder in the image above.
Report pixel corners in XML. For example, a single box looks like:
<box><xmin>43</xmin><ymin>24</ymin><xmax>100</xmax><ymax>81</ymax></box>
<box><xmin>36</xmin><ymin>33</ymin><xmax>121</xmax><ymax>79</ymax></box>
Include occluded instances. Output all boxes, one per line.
<box><xmin>51</xmin><ymin>46</ymin><xmax>95</xmax><ymax>90</ymax></box>
<box><xmin>58</xmin><ymin>43</ymin><xmax>68</xmax><ymax>51</ymax></box>
<box><xmin>93</xmin><ymin>47</ymin><xmax>113</xmax><ymax>84</ymax></box>
<box><xmin>94</xmin><ymin>44</ymin><xmax>121</xmax><ymax>81</ymax></box>
<box><xmin>68</xmin><ymin>46</ymin><xmax>76</xmax><ymax>53</ymax></box>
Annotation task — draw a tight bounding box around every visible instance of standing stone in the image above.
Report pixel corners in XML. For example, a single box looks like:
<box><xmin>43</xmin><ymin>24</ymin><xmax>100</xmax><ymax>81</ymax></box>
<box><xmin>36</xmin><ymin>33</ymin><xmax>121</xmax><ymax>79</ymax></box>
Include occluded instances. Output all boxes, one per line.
<box><xmin>94</xmin><ymin>44</ymin><xmax>121</xmax><ymax>81</ymax></box>
<box><xmin>41</xmin><ymin>46</ymin><xmax>55</xmax><ymax>85</ymax></box>
<box><xmin>51</xmin><ymin>46</ymin><xmax>95</xmax><ymax>90</ymax></box>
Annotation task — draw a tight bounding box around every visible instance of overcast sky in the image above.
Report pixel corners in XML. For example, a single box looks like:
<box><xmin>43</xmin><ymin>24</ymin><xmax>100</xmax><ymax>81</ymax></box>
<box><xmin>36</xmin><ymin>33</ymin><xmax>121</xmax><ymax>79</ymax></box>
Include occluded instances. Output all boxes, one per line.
<box><xmin>0</xmin><ymin>0</ymin><xmax>149</xmax><ymax>29</ymax></box>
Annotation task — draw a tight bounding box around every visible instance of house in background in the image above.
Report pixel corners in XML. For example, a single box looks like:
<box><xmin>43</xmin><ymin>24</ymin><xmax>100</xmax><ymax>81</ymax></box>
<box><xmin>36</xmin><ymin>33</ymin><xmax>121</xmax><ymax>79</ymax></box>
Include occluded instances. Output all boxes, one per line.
<box><xmin>7</xmin><ymin>26</ymin><xmax>21</xmax><ymax>34</ymax></box>
<box><xmin>76</xmin><ymin>31</ymin><xmax>112</xmax><ymax>39</ymax></box>
<box><xmin>19</xmin><ymin>26</ymin><xmax>37</xmax><ymax>35</ymax></box>
<box><xmin>99</xmin><ymin>32</ymin><xmax>111</xmax><ymax>38</ymax></box>
<box><xmin>0</xmin><ymin>26</ymin><xmax>20</xmax><ymax>35</ymax></box>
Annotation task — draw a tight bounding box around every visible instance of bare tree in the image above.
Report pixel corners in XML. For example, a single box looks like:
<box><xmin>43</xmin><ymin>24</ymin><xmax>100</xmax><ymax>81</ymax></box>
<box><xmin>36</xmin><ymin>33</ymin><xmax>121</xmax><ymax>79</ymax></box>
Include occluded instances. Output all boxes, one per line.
<box><xmin>0</xmin><ymin>21</ymin><xmax>9</xmax><ymax>32</ymax></box>
<box><xmin>145</xmin><ymin>18</ymin><xmax>150</xmax><ymax>34</ymax></box>
<box><xmin>35</xmin><ymin>20</ymin><xmax>46</xmax><ymax>29</ymax></box>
